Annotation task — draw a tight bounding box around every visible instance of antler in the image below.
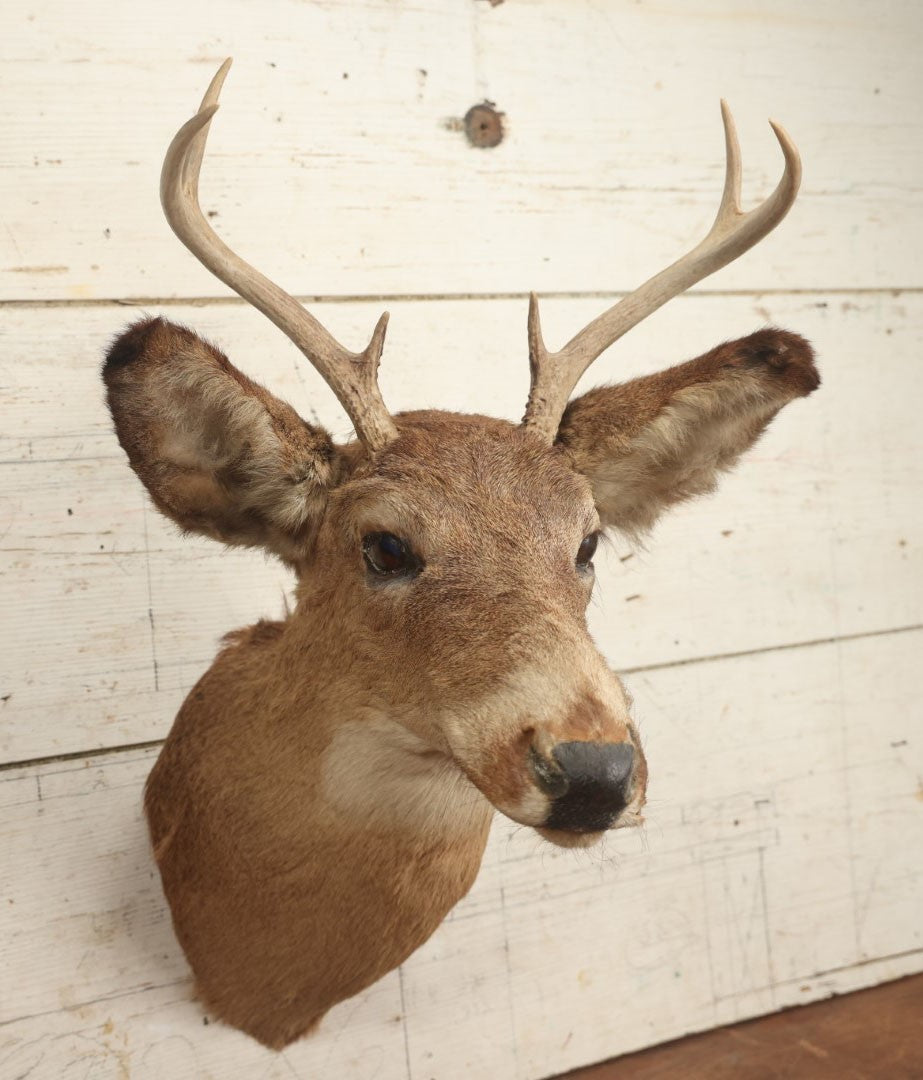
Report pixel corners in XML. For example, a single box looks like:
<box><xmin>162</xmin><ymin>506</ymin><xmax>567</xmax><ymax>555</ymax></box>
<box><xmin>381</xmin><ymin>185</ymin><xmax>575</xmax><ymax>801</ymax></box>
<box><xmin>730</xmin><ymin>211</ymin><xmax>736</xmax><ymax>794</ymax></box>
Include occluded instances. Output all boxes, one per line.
<box><xmin>522</xmin><ymin>101</ymin><xmax>802</xmax><ymax>442</ymax></box>
<box><xmin>161</xmin><ymin>59</ymin><xmax>398</xmax><ymax>451</ymax></box>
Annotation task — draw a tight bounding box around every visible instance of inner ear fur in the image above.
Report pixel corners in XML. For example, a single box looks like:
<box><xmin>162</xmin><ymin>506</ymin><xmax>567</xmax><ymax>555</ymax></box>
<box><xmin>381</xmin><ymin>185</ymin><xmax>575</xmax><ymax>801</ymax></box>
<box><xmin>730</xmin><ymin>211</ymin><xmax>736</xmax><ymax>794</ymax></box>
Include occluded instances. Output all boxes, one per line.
<box><xmin>556</xmin><ymin>328</ymin><xmax>819</xmax><ymax>538</ymax></box>
<box><xmin>104</xmin><ymin>317</ymin><xmax>350</xmax><ymax>563</ymax></box>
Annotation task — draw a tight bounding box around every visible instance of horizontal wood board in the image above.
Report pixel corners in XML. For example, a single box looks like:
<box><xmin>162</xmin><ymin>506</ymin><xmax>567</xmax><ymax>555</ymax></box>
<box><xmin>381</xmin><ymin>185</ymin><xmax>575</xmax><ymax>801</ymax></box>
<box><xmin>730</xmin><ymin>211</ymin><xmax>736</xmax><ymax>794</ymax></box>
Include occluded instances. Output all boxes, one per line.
<box><xmin>1</xmin><ymin>292</ymin><xmax>920</xmax><ymax>763</ymax></box>
<box><xmin>1</xmin><ymin>1</ymin><xmax>922</xmax><ymax>301</ymax></box>
<box><xmin>1</xmin><ymin>630</ymin><xmax>921</xmax><ymax>1079</ymax></box>
<box><xmin>559</xmin><ymin>974</ymin><xmax>923</xmax><ymax>1080</ymax></box>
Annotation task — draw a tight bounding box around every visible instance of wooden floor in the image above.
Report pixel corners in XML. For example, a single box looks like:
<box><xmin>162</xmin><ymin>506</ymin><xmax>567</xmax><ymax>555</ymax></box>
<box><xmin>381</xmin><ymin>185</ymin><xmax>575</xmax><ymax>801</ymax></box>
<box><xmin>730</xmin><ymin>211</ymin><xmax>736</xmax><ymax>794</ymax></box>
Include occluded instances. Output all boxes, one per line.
<box><xmin>560</xmin><ymin>974</ymin><xmax>923</xmax><ymax>1079</ymax></box>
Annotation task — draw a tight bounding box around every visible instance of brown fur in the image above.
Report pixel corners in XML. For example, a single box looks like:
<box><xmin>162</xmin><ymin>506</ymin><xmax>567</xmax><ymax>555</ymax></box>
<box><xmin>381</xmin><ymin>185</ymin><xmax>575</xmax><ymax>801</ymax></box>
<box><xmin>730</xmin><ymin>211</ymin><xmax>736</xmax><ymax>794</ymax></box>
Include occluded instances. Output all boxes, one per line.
<box><xmin>104</xmin><ymin>317</ymin><xmax>817</xmax><ymax>1047</ymax></box>
<box><xmin>104</xmin><ymin>318</ymin><xmax>344</xmax><ymax>565</ymax></box>
<box><xmin>557</xmin><ymin>328</ymin><xmax>819</xmax><ymax>536</ymax></box>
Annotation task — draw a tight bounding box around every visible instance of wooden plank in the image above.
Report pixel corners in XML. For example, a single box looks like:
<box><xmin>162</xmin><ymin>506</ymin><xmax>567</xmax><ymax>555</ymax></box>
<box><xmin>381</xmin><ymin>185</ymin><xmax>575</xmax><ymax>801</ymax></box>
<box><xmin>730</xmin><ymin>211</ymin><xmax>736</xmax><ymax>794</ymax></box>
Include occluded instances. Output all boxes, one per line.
<box><xmin>2</xmin><ymin>291</ymin><xmax>921</xmax><ymax>763</ymax></box>
<box><xmin>1</xmin><ymin>630</ymin><xmax>920</xmax><ymax>1078</ymax></box>
<box><xmin>558</xmin><ymin>974</ymin><xmax>923</xmax><ymax>1080</ymax></box>
<box><xmin>1</xmin><ymin>0</ymin><xmax>922</xmax><ymax>301</ymax></box>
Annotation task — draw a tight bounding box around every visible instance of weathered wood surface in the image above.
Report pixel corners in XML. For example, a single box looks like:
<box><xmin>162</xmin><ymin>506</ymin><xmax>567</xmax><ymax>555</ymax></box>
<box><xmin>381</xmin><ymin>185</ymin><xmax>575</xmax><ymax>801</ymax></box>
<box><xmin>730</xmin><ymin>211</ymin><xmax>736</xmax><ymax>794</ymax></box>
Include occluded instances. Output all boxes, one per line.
<box><xmin>2</xmin><ymin>293</ymin><xmax>920</xmax><ymax>762</ymax></box>
<box><xmin>2</xmin><ymin>0</ymin><xmax>921</xmax><ymax>301</ymax></box>
<box><xmin>1</xmin><ymin>0</ymin><xmax>922</xmax><ymax>1077</ymax></box>
<box><xmin>2</xmin><ymin>631</ymin><xmax>921</xmax><ymax>1079</ymax></box>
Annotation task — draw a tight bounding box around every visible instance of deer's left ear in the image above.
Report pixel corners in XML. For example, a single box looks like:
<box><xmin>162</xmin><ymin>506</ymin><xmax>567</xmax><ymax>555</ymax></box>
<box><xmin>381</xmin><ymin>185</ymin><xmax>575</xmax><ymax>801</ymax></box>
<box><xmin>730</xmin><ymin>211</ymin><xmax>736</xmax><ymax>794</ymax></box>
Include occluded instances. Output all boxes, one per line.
<box><xmin>104</xmin><ymin>317</ymin><xmax>351</xmax><ymax>564</ymax></box>
<box><xmin>556</xmin><ymin>328</ymin><xmax>819</xmax><ymax>538</ymax></box>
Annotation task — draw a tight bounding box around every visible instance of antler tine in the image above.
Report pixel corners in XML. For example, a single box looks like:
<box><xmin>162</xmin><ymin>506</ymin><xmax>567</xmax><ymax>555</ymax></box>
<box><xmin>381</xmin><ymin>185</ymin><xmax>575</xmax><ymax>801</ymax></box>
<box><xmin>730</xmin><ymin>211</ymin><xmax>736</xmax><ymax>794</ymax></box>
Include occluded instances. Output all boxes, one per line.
<box><xmin>522</xmin><ymin>102</ymin><xmax>802</xmax><ymax>442</ymax></box>
<box><xmin>160</xmin><ymin>59</ymin><xmax>398</xmax><ymax>451</ymax></box>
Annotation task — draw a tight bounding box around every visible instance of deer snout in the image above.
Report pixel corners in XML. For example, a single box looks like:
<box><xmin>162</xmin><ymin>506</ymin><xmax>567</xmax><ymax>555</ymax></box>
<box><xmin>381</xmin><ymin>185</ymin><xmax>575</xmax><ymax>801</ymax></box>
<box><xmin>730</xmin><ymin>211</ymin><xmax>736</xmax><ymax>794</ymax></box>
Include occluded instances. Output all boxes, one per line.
<box><xmin>530</xmin><ymin>740</ymin><xmax>637</xmax><ymax>833</ymax></box>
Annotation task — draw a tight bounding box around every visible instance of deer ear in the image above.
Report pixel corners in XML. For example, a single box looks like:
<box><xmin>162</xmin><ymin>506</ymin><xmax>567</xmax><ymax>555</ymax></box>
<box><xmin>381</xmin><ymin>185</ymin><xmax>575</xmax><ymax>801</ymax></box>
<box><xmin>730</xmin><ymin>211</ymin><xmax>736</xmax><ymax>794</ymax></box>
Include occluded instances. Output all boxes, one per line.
<box><xmin>556</xmin><ymin>329</ymin><xmax>819</xmax><ymax>538</ymax></box>
<box><xmin>104</xmin><ymin>317</ymin><xmax>349</xmax><ymax>563</ymax></box>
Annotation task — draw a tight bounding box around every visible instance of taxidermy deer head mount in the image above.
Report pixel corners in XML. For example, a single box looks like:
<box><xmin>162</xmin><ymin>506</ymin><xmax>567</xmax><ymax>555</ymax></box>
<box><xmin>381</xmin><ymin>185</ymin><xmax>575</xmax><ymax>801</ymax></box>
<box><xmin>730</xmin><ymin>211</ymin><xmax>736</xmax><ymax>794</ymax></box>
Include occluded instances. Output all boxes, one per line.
<box><xmin>104</xmin><ymin>60</ymin><xmax>818</xmax><ymax>1048</ymax></box>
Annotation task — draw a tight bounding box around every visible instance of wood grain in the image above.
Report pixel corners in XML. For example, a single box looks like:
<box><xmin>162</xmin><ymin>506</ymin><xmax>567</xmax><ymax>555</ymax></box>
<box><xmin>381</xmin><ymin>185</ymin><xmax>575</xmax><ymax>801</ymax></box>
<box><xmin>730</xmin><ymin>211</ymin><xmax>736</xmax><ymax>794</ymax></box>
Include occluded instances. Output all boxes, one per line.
<box><xmin>558</xmin><ymin>973</ymin><xmax>923</xmax><ymax>1080</ymax></box>
<box><xmin>1</xmin><ymin>631</ymin><xmax>920</xmax><ymax>1078</ymax></box>
<box><xmin>1</xmin><ymin>292</ymin><xmax>920</xmax><ymax>763</ymax></box>
<box><xmin>2</xmin><ymin>1</ymin><xmax>922</xmax><ymax>301</ymax></box>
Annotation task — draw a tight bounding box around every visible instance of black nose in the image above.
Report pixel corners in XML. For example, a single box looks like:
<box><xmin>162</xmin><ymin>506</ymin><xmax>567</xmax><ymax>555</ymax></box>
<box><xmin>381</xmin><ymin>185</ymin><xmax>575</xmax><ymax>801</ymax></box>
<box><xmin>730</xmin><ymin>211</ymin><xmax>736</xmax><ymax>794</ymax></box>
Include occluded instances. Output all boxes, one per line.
<box><xmin>540</xmin><ymin>741</ymin><xmax>635</xmax><ymax>832</ymax></box>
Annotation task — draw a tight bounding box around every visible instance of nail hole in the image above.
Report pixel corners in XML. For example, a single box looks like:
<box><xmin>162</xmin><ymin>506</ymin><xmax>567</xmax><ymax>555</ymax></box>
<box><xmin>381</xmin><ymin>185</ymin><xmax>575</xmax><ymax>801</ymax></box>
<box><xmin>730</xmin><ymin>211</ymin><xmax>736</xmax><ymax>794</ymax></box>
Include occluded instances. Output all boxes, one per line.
<box><xmin>463</xmin><ymin>103</ymin><xmax>504</xmax><ymax>148</ymax></box>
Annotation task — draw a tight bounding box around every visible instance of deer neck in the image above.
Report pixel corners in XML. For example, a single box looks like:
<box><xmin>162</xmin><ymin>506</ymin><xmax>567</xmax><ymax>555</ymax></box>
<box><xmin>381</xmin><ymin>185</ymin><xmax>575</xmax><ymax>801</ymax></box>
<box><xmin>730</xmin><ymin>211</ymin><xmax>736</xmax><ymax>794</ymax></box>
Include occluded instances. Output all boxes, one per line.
<box><xmin>245</xmin><ymin>618</ymin><xmax>494</xmax><ymax>848</ymax></box>
<box><xmin>319</xmin><ymin>714</ymin><xmax>494</xmax><ymax>843</ymax></box>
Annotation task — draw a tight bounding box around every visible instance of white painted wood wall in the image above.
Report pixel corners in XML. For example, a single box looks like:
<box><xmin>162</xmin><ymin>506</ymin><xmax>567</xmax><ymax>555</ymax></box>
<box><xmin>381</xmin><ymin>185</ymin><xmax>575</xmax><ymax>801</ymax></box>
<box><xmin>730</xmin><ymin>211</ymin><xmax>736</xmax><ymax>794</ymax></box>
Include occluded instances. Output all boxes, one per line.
<box><xmin>2</xmin><ymin>2</ymin><xmax>921</xmax><ymax>1077</ymax></box>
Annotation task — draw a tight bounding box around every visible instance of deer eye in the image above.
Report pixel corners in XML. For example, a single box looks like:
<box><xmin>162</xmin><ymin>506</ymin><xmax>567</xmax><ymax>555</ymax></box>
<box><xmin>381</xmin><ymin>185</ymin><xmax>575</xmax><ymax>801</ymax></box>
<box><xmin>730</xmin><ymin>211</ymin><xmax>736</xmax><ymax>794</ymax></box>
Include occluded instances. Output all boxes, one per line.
<box><xmin>576</xmin><ymin>531</ymin><xmax>599</xmax><ymax>570</ymax></box>
<box><xmin>362</xmin><ymin>532</ymin><xmax>421</xmax><ymax>578</ymax></box>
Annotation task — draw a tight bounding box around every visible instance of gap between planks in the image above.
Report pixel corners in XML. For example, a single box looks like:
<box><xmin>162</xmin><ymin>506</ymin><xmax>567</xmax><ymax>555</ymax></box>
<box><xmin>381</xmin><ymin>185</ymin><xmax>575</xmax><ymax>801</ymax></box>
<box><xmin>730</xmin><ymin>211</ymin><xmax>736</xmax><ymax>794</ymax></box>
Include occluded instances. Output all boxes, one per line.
<box><xmin>619</xmin><ymin>622</ymin><xmax>923</xmax><ymax>677</ymax></box>
<box><xmin>1</xmin><ymin>621</ymin><xmax>919</xmax><ymax>777</ymax></box>
<box><xmin>1</xmin><ymin>285</ymin><xmax>920</xmax><ymax>311</ymax></box>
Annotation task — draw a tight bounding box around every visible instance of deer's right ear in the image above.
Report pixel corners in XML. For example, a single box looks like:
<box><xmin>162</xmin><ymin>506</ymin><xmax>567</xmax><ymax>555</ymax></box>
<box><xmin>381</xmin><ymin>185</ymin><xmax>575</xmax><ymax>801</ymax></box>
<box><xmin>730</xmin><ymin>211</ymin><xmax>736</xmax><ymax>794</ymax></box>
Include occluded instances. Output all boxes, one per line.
<box><xmin>103</xmin><ymin>317</ymin><xmax>349</xmax><ymax>563</ymax></box>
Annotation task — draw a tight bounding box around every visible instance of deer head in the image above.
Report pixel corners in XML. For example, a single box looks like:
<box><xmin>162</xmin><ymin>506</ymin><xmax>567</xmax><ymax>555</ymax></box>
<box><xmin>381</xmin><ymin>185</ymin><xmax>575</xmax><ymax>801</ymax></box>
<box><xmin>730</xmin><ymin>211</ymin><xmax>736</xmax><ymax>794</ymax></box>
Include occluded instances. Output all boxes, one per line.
<box><xmin>104</xmin><ymin>61</ymin><xmax>818</xmax><ymax>1047</ymax></box>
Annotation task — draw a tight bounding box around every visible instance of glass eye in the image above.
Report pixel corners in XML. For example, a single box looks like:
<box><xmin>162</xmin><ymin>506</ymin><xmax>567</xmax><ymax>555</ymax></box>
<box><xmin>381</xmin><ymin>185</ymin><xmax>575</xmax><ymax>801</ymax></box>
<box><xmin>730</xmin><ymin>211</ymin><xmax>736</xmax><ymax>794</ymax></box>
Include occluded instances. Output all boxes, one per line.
<box><xmin>362</xmin><ymin>532</ymin><xmax>420</xmax><ymax>577</ymax></box>
<box><xmin>576</xmin><ymin>531</ymin><xmax>599</xmax><ymax>570</ymax></box>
